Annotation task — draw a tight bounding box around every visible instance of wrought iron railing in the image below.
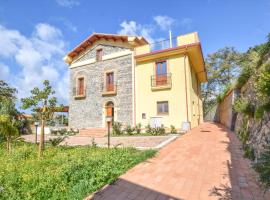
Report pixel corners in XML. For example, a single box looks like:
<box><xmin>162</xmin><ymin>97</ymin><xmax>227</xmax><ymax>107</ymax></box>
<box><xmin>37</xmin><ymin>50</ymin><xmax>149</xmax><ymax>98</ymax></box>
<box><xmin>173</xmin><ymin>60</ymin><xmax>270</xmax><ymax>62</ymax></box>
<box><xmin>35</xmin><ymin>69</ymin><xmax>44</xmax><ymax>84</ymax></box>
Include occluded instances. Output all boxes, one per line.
<box><xmin>151</xmin><ymin>73</ymin><xmax>172</xmax><ymax>88</ymax></box>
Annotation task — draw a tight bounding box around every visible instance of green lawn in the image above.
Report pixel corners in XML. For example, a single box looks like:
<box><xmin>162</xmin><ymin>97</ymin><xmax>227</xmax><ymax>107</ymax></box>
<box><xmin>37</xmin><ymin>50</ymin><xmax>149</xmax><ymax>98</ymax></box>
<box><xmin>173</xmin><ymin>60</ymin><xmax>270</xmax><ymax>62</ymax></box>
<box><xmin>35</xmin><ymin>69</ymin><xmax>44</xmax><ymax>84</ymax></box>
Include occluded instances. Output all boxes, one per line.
<box><xmin>0</xmin><ymin>142</ymin><xmax>156</xmax><ymax>200</ymax></box>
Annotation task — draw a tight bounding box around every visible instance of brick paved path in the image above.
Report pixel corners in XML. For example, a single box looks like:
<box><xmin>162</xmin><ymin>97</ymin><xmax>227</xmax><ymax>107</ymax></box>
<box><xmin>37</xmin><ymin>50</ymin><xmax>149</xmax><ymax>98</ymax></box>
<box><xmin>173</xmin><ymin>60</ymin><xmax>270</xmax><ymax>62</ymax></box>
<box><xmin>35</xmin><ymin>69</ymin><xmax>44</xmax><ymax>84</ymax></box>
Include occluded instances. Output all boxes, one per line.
<box><xmin>90</xmin><ymin>123</ymin><xmax>269</xmax><ymax>200</ymax></box>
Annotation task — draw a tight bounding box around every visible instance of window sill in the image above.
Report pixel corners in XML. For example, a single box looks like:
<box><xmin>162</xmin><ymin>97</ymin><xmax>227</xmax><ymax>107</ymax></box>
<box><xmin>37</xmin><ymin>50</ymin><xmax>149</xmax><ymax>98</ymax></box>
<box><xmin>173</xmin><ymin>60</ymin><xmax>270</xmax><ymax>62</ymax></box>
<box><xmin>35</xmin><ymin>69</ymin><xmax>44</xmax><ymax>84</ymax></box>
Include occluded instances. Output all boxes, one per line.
<box><xmin>74</xmin><ymin>94</ymin><xmax>86</xmax><ymax>99</ymax></box>
<box><xmin>151</xmin><ymin>85</ymin><xmax>171</xmax><ymax>91</ymax></box>
<box><xmin>102</xmin><ymin>91</ymin><xmax>117</xmax><ymax>96</ymax></box>
<box><xmin>157</xmin><ymin>113</ymin><xmax>169</xmax><ymax>116</ymax></box>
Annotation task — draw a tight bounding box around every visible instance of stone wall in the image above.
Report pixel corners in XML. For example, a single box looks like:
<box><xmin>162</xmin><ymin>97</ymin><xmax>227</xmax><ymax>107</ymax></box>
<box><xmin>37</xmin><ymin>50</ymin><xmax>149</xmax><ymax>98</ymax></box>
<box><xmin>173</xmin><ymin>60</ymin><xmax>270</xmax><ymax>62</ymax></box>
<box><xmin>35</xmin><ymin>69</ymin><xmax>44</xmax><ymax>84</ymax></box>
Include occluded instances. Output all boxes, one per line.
<box><xmin>234</xmin><ymin>76</ymin><xmax>270</xmax><ymax>158</ymax></box>
<box><xmin>69</xmin><ymin>45</ymin><xmax>133</xmax><ymax>129</ymax></box>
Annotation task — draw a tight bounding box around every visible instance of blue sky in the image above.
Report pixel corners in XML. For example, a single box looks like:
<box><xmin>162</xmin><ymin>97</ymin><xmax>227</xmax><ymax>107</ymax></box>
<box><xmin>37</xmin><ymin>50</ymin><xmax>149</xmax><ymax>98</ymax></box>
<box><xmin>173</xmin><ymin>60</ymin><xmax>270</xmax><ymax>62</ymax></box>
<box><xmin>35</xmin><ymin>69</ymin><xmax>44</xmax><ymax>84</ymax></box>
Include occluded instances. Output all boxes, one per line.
<box><xmin>0</xmin><ymin>0</ymin><xmax>269</xmax><ymax>105</ymax></box>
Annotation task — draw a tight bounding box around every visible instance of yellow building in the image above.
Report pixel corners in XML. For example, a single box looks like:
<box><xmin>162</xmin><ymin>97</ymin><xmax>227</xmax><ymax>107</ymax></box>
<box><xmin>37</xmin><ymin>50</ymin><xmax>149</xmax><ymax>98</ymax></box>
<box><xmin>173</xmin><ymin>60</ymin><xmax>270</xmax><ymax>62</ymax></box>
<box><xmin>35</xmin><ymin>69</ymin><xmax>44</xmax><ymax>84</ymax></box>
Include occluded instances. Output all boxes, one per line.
<box><xmin>64</xmin><ymin>32</ymin><xmax>207</xmax><ymax>133</ymax></box>
<box><xmin>134</xmin><ymin>32</ymin><xmax>207</xmax><ymax>130</ymax></box>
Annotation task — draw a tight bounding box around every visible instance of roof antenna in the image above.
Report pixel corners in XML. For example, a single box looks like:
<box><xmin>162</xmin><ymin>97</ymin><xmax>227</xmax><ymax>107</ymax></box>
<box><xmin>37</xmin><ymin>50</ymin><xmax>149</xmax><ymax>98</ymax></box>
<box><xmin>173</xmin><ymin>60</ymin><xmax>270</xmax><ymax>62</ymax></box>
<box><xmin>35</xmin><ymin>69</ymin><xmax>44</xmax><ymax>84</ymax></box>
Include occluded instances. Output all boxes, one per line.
<box><xmin>169</xmin><ymin>30</ymin><xmax>172</xmax><ymax>48</ymax></box>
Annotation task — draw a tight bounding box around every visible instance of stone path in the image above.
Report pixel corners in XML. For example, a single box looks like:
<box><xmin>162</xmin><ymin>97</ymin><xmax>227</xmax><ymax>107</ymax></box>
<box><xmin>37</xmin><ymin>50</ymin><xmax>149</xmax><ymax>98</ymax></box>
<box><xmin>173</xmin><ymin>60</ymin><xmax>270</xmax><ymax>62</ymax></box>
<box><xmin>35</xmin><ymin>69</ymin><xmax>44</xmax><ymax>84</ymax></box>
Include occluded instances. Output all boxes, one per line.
<box><xmin>89</xmin><ymin>123</ymin><xmax>269</xmax><ymax>200</ymax></box>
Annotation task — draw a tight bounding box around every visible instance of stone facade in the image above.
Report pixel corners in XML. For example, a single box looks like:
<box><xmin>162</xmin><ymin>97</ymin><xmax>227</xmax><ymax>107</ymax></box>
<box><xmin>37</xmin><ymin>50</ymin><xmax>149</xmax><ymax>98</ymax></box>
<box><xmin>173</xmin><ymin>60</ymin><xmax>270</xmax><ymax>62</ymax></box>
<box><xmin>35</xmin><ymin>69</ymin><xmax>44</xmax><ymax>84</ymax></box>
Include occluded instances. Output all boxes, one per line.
<box><xmin>74</xmin><ymin>44</ymin><xmax>127</xmax><ymax>63</ymax></box>
<box><xmin>69</xmin><ymin>44</ymin><xmax>133</xmax><ymax>129</ymax></box>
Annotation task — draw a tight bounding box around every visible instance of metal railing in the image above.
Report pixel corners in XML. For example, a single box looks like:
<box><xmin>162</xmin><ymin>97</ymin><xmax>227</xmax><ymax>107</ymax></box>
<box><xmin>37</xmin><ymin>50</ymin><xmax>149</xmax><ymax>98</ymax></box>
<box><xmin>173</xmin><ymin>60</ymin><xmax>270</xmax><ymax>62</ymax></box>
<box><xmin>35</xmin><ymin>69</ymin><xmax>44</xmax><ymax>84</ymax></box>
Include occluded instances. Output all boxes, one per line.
<box><xmin>150</xmin><ymin>37</ymin><xmax>177</xmax><ymax>52</ymax></box>
<box><xmin>151</xmin><ymin>73</ymin><xmax>172</xmax><ymax>88</ymax></box>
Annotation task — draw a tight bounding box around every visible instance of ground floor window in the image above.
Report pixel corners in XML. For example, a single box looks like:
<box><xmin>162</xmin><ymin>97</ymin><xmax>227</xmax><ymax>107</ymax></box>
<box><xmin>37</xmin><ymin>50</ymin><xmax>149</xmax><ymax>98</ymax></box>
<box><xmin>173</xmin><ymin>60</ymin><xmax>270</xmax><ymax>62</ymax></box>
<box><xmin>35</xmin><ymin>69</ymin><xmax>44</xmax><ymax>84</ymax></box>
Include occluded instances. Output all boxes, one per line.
<box><xmin>157</xmin><ymin>101</ymin><xmax>169</xmax><ymax>115</ymax></box>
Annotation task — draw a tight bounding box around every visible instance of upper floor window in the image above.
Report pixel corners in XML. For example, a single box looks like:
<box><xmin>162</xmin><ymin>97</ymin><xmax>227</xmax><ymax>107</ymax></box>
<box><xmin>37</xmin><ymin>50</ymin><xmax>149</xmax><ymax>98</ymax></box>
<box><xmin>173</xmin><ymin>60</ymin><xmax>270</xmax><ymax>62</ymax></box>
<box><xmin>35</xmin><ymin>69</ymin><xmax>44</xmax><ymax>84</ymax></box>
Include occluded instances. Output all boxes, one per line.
<box><xmin>96</xmin><ymin>49</ymin><xmax>103</xmax><ymax>61</ymax></box>
<box><xmin>77</xmin><ymin>77</ymin><xmax>85</xmax><ymax>96</ymax></box>
<box><xmin>106</xmin><ymin>72</ymin><xmax>114</xmax><ymax>92</ymax></box>
<box><xmin>157</xmin><ymin>101</ymin><xmax>169</xmax><ymax>115</ymax></box>
<box><xmin>155</xmin><ymin>61</ymin><xmax>167</xmax><ymax>86</ymax></box>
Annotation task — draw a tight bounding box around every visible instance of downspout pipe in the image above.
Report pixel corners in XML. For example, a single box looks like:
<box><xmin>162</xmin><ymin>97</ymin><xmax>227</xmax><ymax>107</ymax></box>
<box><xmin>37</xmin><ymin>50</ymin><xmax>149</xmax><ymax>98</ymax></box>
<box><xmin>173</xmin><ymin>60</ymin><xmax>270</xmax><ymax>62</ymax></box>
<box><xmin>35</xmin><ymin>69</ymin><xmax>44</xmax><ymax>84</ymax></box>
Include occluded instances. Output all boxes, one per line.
<box><xmin>183</xmin><ymin>53</ymin><xmax>189</xmax><ymax>124</ymax></box>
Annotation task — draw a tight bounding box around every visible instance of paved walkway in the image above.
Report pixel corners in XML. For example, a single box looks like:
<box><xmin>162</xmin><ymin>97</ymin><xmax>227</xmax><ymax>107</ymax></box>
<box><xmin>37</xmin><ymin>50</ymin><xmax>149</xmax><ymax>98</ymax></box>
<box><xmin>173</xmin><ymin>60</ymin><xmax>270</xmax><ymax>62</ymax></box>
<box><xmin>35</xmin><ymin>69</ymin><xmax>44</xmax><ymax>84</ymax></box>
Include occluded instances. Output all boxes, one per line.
<box><xmin>90</xmin><ymin>123</ymin><xmax>269</xmax><ymax>200</ymax></box>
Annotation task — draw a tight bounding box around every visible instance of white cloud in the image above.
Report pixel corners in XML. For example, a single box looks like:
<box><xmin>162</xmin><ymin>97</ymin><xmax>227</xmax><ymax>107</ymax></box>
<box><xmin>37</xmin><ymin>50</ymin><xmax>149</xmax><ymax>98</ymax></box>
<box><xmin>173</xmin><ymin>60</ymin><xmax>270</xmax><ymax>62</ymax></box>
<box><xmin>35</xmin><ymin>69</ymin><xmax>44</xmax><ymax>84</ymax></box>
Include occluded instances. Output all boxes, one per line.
<box><xmin>180</xmin><ymin>18</ymin><xmax>193</xmax><ymax>29</ymax></box>
<box><xmin>0</xmin><ymin>23</ymin><xmax>69</xmax><ymax>104</ymax></box>
<box><xmin>0</xmin><ymin>63</ymin><xmax>10</xmax><ymax>79</ymax></box>
<box><xmin>56</xmin><ymin>0</ymin><xmax>80</xmax><ymax>8</ymax></box>
<box><xmin>118</xmin><ymin>20</ymin><xmax>155</xmax><ymax>43</ymax></box>
<box><xmin>153</xmin><ymin>15</ymin><xmax>175</xmax><ymax>31</ymax></box>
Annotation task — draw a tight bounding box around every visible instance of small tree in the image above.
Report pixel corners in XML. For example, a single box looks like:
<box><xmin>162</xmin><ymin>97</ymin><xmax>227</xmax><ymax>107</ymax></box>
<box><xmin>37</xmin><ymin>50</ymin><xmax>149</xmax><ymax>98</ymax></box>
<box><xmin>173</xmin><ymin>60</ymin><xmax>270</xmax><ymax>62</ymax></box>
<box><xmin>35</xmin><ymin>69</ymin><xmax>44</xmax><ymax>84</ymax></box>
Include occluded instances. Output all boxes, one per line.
<box><xmin>0</xmin><ymin>80</ymin><xmax>19</xmax><ymax>151</ymax></box>
<box><xmin>0</xmin><ymin>114</ymin><xmax>18</xmax><ymax>152</ymax></box>
<box><xmin>21</xmin><ymin>80</ymin><xmax>59</xmax><ymax>158</ymax></box>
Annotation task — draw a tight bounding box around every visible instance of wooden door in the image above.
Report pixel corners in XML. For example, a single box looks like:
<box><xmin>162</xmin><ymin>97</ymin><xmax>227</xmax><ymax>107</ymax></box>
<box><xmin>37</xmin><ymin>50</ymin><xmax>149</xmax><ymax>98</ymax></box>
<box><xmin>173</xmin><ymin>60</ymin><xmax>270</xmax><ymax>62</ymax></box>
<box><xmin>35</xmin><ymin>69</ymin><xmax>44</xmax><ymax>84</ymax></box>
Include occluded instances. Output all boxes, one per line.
<box><xmin>156</xmin><ymin>61</ymin><xmax>167</xmax><ymax>86</ymax></box>
<box><xmin>106</xmin><ymin>72</ymin><xmax>114</xmax><ymax>91</ymax></box>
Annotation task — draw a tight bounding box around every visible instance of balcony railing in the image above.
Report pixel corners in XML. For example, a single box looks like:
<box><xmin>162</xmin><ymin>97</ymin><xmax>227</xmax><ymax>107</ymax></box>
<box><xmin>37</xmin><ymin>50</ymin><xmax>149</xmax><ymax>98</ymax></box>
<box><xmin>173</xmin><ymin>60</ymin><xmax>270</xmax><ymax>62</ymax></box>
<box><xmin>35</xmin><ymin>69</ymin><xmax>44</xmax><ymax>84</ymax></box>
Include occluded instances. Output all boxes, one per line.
<box><xmin>102</xmin><ymin>84</ymin><xmax>117</xmax><ymax>96</ymax></box>
<box><xmin>151</xmin><ymin>73</ymin><xmax>172</xmax><ymax>90</ymax></box>
<box><xmin>150</xmin><ymin>37</ymin><xmax>177</xmax><ymax>52</ymax></box>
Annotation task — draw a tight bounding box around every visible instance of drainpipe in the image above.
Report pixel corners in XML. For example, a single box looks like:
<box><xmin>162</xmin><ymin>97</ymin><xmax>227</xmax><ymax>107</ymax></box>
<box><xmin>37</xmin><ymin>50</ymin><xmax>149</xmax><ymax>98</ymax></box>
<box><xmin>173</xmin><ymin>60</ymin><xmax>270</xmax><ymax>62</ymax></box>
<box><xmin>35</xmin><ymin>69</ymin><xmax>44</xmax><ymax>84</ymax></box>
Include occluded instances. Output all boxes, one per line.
<box><xmin>183</xmin><ymin>53</ymin><xmax>189</xmax><ymax>123</ymax></box>
<box><xmin>132</xmin><ymin>51</ymin><xmax>136</xmax><ymax>126</ymax></box>
<box><xmin>196</xmin><ymin>74</ymin><xmax>201</xmax><ymax>124</ymax></box>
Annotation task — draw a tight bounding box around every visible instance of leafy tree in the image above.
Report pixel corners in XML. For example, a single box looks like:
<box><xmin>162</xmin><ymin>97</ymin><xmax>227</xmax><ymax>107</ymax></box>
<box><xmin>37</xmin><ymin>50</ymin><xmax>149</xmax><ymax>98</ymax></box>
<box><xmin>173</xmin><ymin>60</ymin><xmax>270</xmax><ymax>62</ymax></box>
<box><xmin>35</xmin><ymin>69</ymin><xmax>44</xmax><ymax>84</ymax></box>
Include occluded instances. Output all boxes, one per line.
<box><xmin>0</xmin><ymin>80</ymin><xmax>19</xmax><ymax>151</ymax></box>
<box><xmin>202</xmin><ymin>47</ymin><xmax>242</xmax><ymax>115</ymax></box>
<box><xmin>0</xmin><ymin>114</ymin><xmax>19</xmax><ymax>152</ymax></box>
<box><xmin>21</xmin><ymin>80</ymin><xmax>59</xmax><ymax>158</ymax></box>
<box><xmin>0</xmin><ymin>80</ymin><xmax>17</xmax><ymax>100</ymax></box>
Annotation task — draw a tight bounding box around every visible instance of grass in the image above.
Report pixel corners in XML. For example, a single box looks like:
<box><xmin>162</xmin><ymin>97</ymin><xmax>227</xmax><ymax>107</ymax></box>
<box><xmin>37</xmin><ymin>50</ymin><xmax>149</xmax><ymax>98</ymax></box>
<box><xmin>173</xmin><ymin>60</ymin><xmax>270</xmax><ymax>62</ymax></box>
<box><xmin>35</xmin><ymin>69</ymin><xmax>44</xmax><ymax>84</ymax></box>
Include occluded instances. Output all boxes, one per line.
<box><xmin>0</xmin><ymin>142</ymin><xmax>156</xmax><ymax>200</ymax></box>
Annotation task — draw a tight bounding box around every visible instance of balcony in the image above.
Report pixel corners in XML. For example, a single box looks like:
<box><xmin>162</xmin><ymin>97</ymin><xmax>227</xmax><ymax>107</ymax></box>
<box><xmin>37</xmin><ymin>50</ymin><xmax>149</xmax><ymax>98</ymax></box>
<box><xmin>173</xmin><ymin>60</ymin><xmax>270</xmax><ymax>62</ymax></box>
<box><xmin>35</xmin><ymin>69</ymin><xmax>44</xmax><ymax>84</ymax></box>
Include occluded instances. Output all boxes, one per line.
<box><xmin>149</xmin><ymin>37</ymin><xmax>177</xmax><ymax>52</ymax></box>
<box><xmin>102</xmin><ymin>84</ymin><xmax>117</xmax><ymax>96</ymax></box>
<box><xmin>151</xmin><ymin>73</ymin><xmax>172</xmax><ymax>90</ymax></box>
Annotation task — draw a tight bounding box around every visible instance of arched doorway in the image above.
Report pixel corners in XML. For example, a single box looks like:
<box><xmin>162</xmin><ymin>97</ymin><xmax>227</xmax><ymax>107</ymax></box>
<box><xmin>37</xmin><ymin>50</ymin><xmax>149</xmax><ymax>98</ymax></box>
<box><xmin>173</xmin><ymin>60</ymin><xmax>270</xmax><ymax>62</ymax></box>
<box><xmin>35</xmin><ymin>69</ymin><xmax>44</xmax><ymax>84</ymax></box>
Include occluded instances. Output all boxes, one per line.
<box><xmin>105</xmin><ymin>101</ymin><xmax>114</xmax><ymax>127</ymax></box>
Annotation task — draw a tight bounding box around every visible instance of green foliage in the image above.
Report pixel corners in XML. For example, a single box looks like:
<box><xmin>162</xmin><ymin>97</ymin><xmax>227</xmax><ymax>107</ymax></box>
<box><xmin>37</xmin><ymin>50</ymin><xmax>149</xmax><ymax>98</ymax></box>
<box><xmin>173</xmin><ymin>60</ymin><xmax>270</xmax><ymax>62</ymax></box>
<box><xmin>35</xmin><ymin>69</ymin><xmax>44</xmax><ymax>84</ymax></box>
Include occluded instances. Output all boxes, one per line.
<box><xmin>123</xmin><ymin>125</ymin><xmax>135</xmax><ymax>135</ymax></box>
<box><xmin>0</xmin><ymin>142</ymin><xmax>156</xmax><ymax>199</ymax></box>
<box><xmin>216</xmin><ymin>84</ymin><xmax>231</xmax><ymax>103</ymax></box>
<box><xmin>236</xmin><ymin>65</ymin><xmax>253</xmax><ymax>88</ymax></box>
<box><xmin>255</xmin><ymin>62</ymin><xmax>270</xmax><ymax>98</ymax></box>
<box><xmin>0</xmin><ymin>80</ymin><xmax>17</xmax><ymax>101</ymax></box>
<box><xmin>112</xmin><ymin>122</ymin><xmax>123</xmax><ymax>135</ymax></box>
<box><xmin>134</xmin><ymin>123</ymin><xmax>142</xmax><ymax>134</ymax></box>
<box><xmin>254</xmin><ymin>106</ymin><xmax>265</xmax><ymax>120</ymax></box>
<box><xmin>48</xmin><ymin>136</ymin><xmax>67</xmax><ymax>147</ymax></box>
<box><xmin>243</xmin><ymin>145</ymin><xmax>255</xmax><ymax>161</ymax></box>
<box><xmin>202</xmin><ymin>47</ymin><xmax>242</xmax><ymax>115</ymax></box>
<box><xmin>145</xmin><ymin>124</ymin><xmax>166</xmax><ymax>135</ymax></box>
<box><xmin>51</xmin><ymin>128</ymin><xmax>78</xmax><ymax>136</ymax></box>
<box><xmin>0</xmin><ymin>114</ymin><xmax>19</xmax><ymax>152</ymax></box>
<box><xmin>253</xmin><ymin>145</ymin><xmax>270</xmax><ymax>191</ymax></box>
<box><xmin>170</xmin><ymin>125</ymin><xmax>177</xmax><ymax>134</ymax></box>
<box><xmin>234</xmin><ymin>98</ymin><xmax>255</xmax><ymax>117</ymax></box>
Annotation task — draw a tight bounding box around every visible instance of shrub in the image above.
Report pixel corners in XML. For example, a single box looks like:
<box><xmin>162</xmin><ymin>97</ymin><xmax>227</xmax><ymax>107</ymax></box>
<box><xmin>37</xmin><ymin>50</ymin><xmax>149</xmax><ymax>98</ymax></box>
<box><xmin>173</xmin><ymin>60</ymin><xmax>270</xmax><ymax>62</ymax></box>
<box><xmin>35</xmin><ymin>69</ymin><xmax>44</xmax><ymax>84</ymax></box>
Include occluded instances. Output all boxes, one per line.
<box><xmin>233</xmin><ymin>98</ymin><xmax>255</xmax><ymax>117</ymax></box>
<box><xmin>236</xmin><ymin>65</ymin><xmax>253</xmax><ymax>89</ymax></box>
<box><xmin>253</xmin><ymin>145</ymin><xmax>270</xmax><ymax>191</ymax></box>
<box><xmin>112</xmin><ymin>122</ymin><xmax>123</xmax><ymax>135</ymax></box>
<box><xmin>170</xmin><ymin>125</ymin><xmax>177</xmax><ymax>134</ymax></box>
<box><xmin>124</xmin><ymin>125</ymin><xmax>135</xmax><ymax>135</ymax></box>
<box><xmin>243</xmin><ymin>145</ymin><xmax>255</xmax><ymax>161</ymax></box>
<box><xmin>134</xmin><ymin>123</ymin><xmax>142</xmax><ymax>134</ymax></box>
<box><xmin>145</xmin><ymin>124</ymin><xmax>166</xmax><ymax>135</ymax></box>
<box><xmin>48</xmin><ymin>136</ymin><xmax>67</xmax><ymax>146</ymax></box>
<box><xmin>254</xmin><ymin>106</ymin><xmax>264</xmax><ymax>120</ymax></box>
<box><xmin>145</xmin><ymin>124</ymin><xmax>153</xmax><ymax>134</ymax></box>
<box><xmin>255</xmin><ymin>66</ymin><xmax>270</xmax><ymax>98</ymax></box>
